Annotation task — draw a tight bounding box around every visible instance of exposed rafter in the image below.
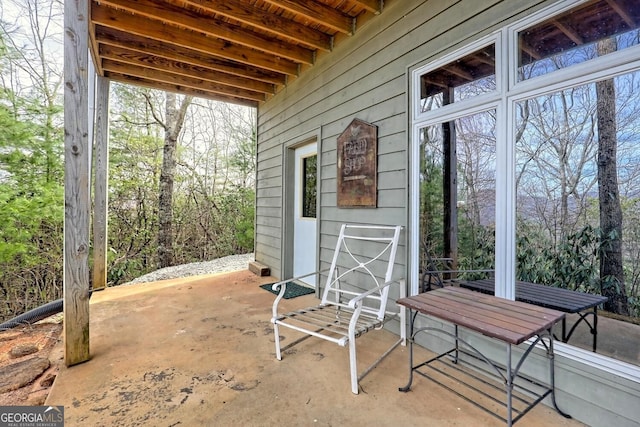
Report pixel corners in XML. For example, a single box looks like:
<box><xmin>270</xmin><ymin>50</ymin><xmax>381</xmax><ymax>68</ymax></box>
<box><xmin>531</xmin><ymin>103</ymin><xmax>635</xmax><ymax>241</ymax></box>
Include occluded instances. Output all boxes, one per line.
<box><xmin>552</xmin><ymin>19</ymin><xmax>584</xmax><ymax>46</ymax></box>
<box><xmin>182</xmin><ymin>0</ymin><xmax>333</xmax><ymax>51</ymax></box>
<box><xmin>606</xmin><ymin>0</ymin><xmax>636</xmax><ymax>28</ymax></box>
<box><xmin>262</xmin><ymin>0</ymin><xmax>354</xmax><ymax>35</ymax></box>
<box><xmin>89</xmin><ymin>0</ymin><xmax>381</xmax><ymax>106</ymax></box>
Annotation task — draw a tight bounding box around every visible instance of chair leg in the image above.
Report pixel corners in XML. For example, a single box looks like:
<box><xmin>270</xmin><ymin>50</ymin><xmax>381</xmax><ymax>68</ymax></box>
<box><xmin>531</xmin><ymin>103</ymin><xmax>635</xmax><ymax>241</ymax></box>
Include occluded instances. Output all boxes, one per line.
<box><xmin>273</xmin><ymin>323</ymin><xmax>282</xmax><ymax>360</ymax></box>
<box><xmin>349</xmin><ymin>341</ymin><xmax>359</xmax><ymax>394</ymax></box>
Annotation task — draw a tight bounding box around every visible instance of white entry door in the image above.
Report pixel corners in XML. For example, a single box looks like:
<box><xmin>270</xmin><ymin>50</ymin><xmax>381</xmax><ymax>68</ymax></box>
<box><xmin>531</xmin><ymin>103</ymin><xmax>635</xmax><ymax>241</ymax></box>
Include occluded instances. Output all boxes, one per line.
<box><xmin>293</xmin><ymin>143</ymin><xmax>317</xmax><ymax>286</ymax></box>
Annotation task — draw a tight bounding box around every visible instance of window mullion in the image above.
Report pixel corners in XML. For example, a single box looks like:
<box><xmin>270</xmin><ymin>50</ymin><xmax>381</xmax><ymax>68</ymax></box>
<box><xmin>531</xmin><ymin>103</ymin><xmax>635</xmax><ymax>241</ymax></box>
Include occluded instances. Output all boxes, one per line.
<box><xmin>495</xmin><ymin>27</ymin><xmax>515</xmax><ymax>300</ymax></box>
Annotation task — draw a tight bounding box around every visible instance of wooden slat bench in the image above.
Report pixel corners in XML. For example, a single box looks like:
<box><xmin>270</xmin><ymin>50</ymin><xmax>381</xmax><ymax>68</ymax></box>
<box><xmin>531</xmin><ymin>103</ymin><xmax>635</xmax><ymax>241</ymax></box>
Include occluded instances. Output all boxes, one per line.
<box><xmin>397</xmin><ymin>287</ymin><xmax>571</xmax><ymax>426</ymax></box>
<box><xmin>457</xmin><ymin>279</ymin><xmax>608</xmax><ymax>352</ymax></box>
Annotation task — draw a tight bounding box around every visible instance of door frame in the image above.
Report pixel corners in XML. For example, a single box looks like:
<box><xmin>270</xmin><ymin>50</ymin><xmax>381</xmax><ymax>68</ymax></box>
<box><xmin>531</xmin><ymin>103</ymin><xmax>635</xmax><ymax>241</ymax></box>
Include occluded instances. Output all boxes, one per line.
<box><xmin>282</xmin><ymin>129</ymin><xmax>321</xmax><ymax>290</ymax></box>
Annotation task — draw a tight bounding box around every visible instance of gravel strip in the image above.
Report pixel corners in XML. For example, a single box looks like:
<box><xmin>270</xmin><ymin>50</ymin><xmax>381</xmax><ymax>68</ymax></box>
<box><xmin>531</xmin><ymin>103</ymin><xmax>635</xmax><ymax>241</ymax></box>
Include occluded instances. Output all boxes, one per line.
<box><xmin>124</xmin><ymin>253</ymin><xmax>254</xmax><ymax>285</ymax></box>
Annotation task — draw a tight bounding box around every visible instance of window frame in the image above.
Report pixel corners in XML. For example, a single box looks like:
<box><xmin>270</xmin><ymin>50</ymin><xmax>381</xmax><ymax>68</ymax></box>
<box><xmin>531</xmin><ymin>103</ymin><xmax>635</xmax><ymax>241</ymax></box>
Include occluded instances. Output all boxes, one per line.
<box><xmin>409</xmin><ymin>0</ymin><xmax>640</xmax><ymax>379</ymax></box>
<box><xmin>300</xmin><ymin>153</ymin><xmax>317</xmax><ymax>219</ymax></box>
<box><xmin>410</xmin><ymin>32</ymin><xmax>504</xmax><ymax>299</ymax></box>
<box><xmin>412</xmin><ymin>34</ymin><xmax>502</xmax><ymax>123</ymax></box>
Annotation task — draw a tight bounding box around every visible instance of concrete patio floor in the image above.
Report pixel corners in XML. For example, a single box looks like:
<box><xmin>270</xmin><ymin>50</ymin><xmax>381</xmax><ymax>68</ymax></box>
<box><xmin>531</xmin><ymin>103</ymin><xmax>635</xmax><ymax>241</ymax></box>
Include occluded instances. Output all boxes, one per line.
<box><xmin>46</xmin><ymin>269</ymin><xmax>585</xmax><ymax>426</ymax></box>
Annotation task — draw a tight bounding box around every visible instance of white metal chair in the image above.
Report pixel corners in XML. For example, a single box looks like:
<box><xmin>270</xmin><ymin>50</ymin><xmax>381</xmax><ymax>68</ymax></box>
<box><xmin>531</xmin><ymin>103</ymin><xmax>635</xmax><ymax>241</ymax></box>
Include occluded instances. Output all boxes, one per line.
<box><xmin>270</xmin><ymin>224</ymin><xmax>405</xmax><ymax>394</ymax></box>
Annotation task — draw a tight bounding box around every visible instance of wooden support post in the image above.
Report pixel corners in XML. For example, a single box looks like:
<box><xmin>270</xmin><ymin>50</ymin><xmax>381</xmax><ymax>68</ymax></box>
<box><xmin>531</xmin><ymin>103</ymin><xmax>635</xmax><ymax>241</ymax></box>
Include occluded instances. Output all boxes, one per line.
<box><xmin>92</xmin><ymin>77</ymin><xmax>110</xmax><ymax>291</ymax></box>
<box><xmin>64</xmin><ymin>0</ymin><xmax>91</xmax><ymax>366</ymax></box>
<box><xmin>442</xmin><ymin>88</ymin><xmax>458</xmax><ymax>270</ymax></box>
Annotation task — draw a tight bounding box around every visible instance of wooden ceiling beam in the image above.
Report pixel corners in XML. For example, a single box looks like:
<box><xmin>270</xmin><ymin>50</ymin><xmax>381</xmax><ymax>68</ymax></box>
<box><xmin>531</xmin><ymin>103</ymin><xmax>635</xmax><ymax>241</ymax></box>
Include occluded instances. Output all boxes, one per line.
<box><xmin>105</xmin><ymin>71</ymin><xmax>259</xmax><ymax>108</ymax></box>
<box><xmin>263</xmin><ymin>0</ymin><xmax>354</xmax><ymax>35</ymax></box>
<box><xmin>182</xmin><ymin>0</ymin><xmax>333</xmax><ymax>50</ymax></box>
<box><xmin>552</xmin><ymin>19</ymin><xmax>584</xmax><ymax>45</ymax></box>
<box><xmin>92</xmin><ymin>3</ymin><xmax>300</xmax><ymax>76</ymax></box>
<box><xmin>519</xmin><ymin>39</ymin><xmax>542</xmax><ymax>61</ymax></box>
<box><xmin>88</xmin><ymin>1</ymin><xmax>103</xmax><ymax>75</ymax></box>
<box><xmin>606</xmin><ymin>0</ymin><xmax>637</xmax><ymax>28</ymax></box>
<box><xmin>101</xmin><ymin>58</ymin><xmax>267</xmax><ymax>102</ymax></box>
<box><xmin>95</xmin><ymin>0</ymin><xmax>314</xmax><ymax>65</ymax></box>
<box><xmin>95</xmin><ymin>27</ymin><xmax>287</xmax><ymax>86</ymax></box>
<box><xmin>99</xmin><ymin>44</ymin><xmax>276</xmax><ymax>94</ymax></box>
<box><xmin>89</xmin><ymin>0</ymin><xmax>387</xmax><ymax>105</ymax></box>
<box><xmin>441</xmin><ymin>64</ymin><xmax>474</xmax><ymax>82</ymax></box>
<box><xmin>421</xmin><ymin>77</ymin><xmax>449</xmax><ymax>90</ymax></box>
<box><xmin>351</xmin><ymin>0</ymin><xmax>382</xmax><ymax>14</ymax></box>
<box><xmin>470</xmin><ymin>52</ymin><xmax>495</xmax><ymax>67</ymax></box>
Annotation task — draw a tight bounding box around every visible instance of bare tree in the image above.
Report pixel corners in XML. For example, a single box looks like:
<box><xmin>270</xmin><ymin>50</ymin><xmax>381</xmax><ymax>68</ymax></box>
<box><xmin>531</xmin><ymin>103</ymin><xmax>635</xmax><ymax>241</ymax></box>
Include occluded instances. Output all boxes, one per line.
<box><xmin>596</xmin><ymin>38</ymin><xmax>628</xmax><ymax>315</ymax></box>
<box><xmin>144</xmin><ymin>92</ymin><xmax>192</xmax><ymax>268</ymax></box>
<box><xmin>515</xmin><ymin>87</ymin><xmax>598</xmax><ymax>245</ymax></box>
<box><xmin>107</xmin><ymin>86</ymin><xmax>256</xmax><ymax>280</ymax></box>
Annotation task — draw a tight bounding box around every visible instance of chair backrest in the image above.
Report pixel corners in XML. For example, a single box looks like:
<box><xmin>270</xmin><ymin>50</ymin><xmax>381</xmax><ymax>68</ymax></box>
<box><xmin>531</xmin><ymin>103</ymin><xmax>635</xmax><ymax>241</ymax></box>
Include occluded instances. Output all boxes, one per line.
<box><xmin>320</xmin><ymin>224</ymin><xmax>402</xmax><ymax>319</ymax></box>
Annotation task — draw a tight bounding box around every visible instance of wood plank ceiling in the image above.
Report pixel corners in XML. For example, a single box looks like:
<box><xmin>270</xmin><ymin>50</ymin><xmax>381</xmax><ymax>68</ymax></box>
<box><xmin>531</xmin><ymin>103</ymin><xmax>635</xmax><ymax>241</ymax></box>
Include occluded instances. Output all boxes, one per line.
<box><xmin>89</xmin><ymin>0</ymin><xmax>384</xmax><ymax>107</ymax></box>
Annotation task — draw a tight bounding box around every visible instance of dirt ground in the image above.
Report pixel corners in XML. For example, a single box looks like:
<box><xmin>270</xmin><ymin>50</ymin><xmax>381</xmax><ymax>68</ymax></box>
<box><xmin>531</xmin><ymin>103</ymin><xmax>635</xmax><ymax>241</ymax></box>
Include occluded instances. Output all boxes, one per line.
<box><xmin>0</xmin><ymin>320</ymin><xmax>63</xmax><ymax>406</ymax></box>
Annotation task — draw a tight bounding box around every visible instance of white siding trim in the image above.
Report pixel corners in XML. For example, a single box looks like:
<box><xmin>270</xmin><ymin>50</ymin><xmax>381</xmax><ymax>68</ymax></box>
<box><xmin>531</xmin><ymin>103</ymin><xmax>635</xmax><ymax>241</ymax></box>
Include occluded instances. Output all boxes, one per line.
<box><xmin>556</xmin><ymin>342</ymin><xmax>640</xmax><ymax>383</ymax></box>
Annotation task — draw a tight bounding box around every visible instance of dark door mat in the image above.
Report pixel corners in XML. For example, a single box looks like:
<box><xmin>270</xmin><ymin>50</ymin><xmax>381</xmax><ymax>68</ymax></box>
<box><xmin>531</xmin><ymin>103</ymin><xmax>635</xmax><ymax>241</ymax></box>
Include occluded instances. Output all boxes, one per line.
<box><xmin>260</xmin><ymin>282</ymin><xmax>315</xmax><ymax>299</ymax></box>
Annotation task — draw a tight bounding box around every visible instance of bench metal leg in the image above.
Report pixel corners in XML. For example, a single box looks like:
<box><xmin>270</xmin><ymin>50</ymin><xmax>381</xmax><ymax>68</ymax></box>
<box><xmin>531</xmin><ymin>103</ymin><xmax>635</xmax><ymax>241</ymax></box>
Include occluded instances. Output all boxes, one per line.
<box><xmin>453</xmin><ymin>324</ymin><xmax>459</xmax><ymax>364</ymax></box>
<box><xmin>506</xmin><ymin>345</ymin><xmax>513</xmax><ymax>426</ymax></box>
<box><xmin>399</xmin><ymin>315</ymin><xmax>572</xmax><ymax>425</ymax></box>
<box><xmin>399</xmin><ymin>310</ymin><xmax>418</xmax><ymax>392</ymax></box>
<box><xmin>561</xmin><ymin>308</ymin><xmax>599</xmax><ymax>352</ymax></box>
<box><xmin>593</xmin><ymin>308</ymin><xmax>598</xmax><ymax>352</ymax></box>
<box><xmin>548</xmin><ymin>333</ymin><xmax>572</xmax><ymax>418</ymax></box>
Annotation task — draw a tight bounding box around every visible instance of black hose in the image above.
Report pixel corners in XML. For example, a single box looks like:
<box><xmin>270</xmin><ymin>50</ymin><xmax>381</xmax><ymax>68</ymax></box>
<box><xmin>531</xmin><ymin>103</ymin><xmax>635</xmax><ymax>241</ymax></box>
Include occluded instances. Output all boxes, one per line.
<box><xmin>0</xmin><ymin>299</ymin><xmax>63</xmax><ymax>330</ymax></box>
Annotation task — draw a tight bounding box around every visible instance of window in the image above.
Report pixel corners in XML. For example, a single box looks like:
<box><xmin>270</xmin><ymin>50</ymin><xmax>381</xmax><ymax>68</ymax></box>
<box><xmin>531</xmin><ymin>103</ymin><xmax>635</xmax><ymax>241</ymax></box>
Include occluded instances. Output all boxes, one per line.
<box><xmin>411</xmin><ymin>0</ymin><xmax>640</xmax><ymax>368</ymax></box>
<box><xmin>416</xmin><ymin>112</ymin><xmax>496</xmax><ymax>284</ymax></box>
<box><xmin>518</xmin><ymin>0</ymin><xmax>640</xmax><ymax>81</ymax></box>
<box><xmin>419</xmin><ymin>44</ymin><xmax>496</xmax><ymax>113</ymax></box>
<box><xmin>301</xmin><ymin>154</ymin><xmax>317</xmax><ymax>218</ymax></box>
<box><xmin>515</xmin><ymin>71</ymin><xmax>640</xmax><ymax>362</ymax></box>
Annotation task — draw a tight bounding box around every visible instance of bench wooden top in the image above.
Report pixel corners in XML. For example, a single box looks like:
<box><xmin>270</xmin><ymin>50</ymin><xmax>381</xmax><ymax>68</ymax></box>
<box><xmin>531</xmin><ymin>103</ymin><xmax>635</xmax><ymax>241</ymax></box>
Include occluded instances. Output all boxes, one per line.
<box><xmin>458</xmin><ymin>279</ymin><xmax>608</xmax><ymax>313</ymax></box>
<box><xmin>397</xmin><ymin>287</ymin><xmax>565</xmax><ymax>345</ymax></box>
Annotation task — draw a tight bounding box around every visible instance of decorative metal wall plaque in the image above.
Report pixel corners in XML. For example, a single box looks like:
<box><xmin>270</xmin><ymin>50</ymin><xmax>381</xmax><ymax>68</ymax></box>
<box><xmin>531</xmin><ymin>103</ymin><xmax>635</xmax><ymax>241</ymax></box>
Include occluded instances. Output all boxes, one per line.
<box><xmin>337</xmin><ymin>119</ymin><xmax>377</xmax><ymax>207</ymax></box>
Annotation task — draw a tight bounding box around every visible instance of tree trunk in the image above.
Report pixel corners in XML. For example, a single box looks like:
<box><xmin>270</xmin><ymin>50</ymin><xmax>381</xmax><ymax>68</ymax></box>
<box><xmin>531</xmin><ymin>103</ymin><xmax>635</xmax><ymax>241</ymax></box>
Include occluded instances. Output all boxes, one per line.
<box><xmin>157</xmin><ymin>93</ymin><xmax>192</xmax><ymax>268</ymax></box>
<box><xmin>596</xmin><ymin>38</ymin><xmax>628</xmax><ymax>315</ymax></box>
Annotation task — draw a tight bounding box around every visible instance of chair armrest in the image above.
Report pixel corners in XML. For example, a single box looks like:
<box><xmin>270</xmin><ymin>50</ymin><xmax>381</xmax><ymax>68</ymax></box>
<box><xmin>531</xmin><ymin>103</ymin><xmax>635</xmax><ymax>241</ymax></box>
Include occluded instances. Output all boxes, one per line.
<box><xmin>347</xmin><ymin>278</ymin><xmax>404</xmax><ymax>309</ymax></box>
<box><xmin>271</xmin><ymin>269</ymin><xmax>330</xmax><ymax>318</ymax></box>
